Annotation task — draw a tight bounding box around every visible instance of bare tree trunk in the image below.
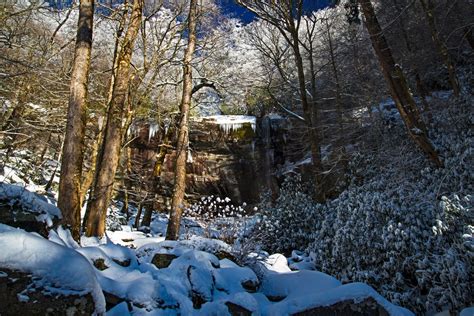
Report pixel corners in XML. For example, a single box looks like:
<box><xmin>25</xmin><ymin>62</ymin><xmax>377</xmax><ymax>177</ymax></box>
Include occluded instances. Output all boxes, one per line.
<box><xmin>38</xmin><ymin>132</ymin><xmax>52</xmax><ymax>164</ymax></box>
<box><xmin>358</xmin><ymin>0</ymin><xmax>442</xmax><ymax>167</ymax></box>
<box><xmin>393</xmin><ymin>0</ymin><xmax>430</xmax><ymax>111</ymax></box>
<box><xmin>2</xmin><ymin>83</ymin><xmax>31</xmax><ymax>161</ymax></box>
<box><xmin>134</xmin><ymin>202</ymin><xmax>143</xmax><ymax>229</ymax></box>
<box><xmin>57</xmin><ymin>0</ymin><xmax>94</xmax><ymax>240</ymax></box>
<box><xmin>165</xmin><ymin>0</ymin><xmax>198</xmax><ymax>241</ymax></box>
<box><xmin>288</xmin><ymin>18</ymin><xmax>326</xmax><ymax>203</ymax></box>
<box><xmin>80</xmin><ymin>127</ymin><xmax>102</xmax><ymax>207</ymax></box>
<box><xmin>141</xmin><ymin>202</ymin><xmax>153</xmax><ymax>227</ymax></box>
<box><xmin>45</xmin><ymin>137</ymin><xmax>64</xmax><ymax>192</ymax></box>
<box><xmin>81</xmin><ymin>7</ymin><xmax>126</xmax><ymax>220</ymax></box>
<box><xmin>324</xmin><ymin>18</ymin><xmax>344</xmax><ymax>146</ymax></box>
<box><xmin>84</xmin><ymin>0</ymin><xmax>143</xmax><ymax>238</ymax></box>
<box><xmin>464</xmin><ymin>26</ymin><xmax>474</xmax><ymax>51</ymax></box>
<box><xmin>150</xmin><ymin>125</ymin><xmax>173</xmax><ymax>209</ymax></box>
<box><xmin>120</xmin><ymin>146</ymin><xmax>132</xmax><ymax>219</ymax></box>
<box><xmin>419</xmin><ymin>0</ymin><xmax>460</xmax><ymax>97</ymax></box>
<box><xmin>237</xmin><ymin>0</ymin><xmax>326</xmax><ymax>202</ymax></box>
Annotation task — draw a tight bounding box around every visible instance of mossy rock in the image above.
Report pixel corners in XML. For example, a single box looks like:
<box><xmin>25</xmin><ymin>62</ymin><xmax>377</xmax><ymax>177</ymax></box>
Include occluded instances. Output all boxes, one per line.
<box><xmin>151</xmin><ymin>253</ymin><xmax>178</xmax><ymax>269</ymax></box>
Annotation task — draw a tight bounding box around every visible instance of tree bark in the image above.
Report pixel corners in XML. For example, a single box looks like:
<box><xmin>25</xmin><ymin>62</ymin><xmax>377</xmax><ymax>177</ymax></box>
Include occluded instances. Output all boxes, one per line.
<box><xmin>81</xmin><ymin>7</ymin><xmax>127</xmax><ymax>223</ymax></box>
<box><xmin>57</xmin><ymin>0</ymin><xmax>94</xmax><ymax>240</ymax></box>
<box><xmin>418</xmin><ymin>0</ymin><xmax>460</xmax><ymax>97</ymax></box>
<box><xmin>358</xmin><ymin>0</ymin><xmax>442</xmax><ymax>167</ymax></box>
<box><xmin>84</xmin><ymin>0</ymin><xmax>143</xmax><ymax>238</ymax></box>
<box><xmin>165</xmin><ymin>0</ymin><xmax>198</xmax><ymax>240</ymax></box>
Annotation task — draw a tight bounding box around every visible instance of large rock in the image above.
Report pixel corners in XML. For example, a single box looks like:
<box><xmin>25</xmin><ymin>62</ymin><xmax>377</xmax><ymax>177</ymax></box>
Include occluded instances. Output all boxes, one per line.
<box><xmin>0</xmin><ymin>268</ymin><xmax>95</xmax><ymax>315</ymax></box>
<box><xmin>0</xmin><ymin>183</ymin><xmax>61</xmax><ymax>237</ymax></box>
<box><xmin>292</xmin><ymin>297</ymin><xmax>390</xmax><ymax>316</ymax></box>
<box><xmin>151</xmin><ymin>253</ymin><xmax>178</xmax><ymax>269</ymax></box>
<box><xmin>0</xmin><ymin>201</ymin><xmax>50</xmax><ymax>237</ymax></box>
<box><xmin>225</xmin><ymin>301</ymin><xmax>253</xmax><ymax>316</ymax></box>
<box><xmin>129</xmin><ymin>114</ymin><xmax>287</xmax><ymax>208</ymax></box>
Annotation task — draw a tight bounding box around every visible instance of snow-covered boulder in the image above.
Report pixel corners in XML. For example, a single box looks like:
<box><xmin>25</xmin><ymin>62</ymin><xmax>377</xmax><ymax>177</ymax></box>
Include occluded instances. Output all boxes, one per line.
<box><xmin>0</xmin><ymin>224</ymin><xmax>105</xmax><ymax>314</ymax></box>
<box><xmin>0</xmin><ymin>268</ymin><xmax>96</xmax><ymax>315</ymax></box>
<box><xmin>0</xmin><ymin>183</ymin><xmax>61</xmax><ymax>235</ymax></box>
<box><xmin>266</xmin><ymin>282</ymin><xmax>413</xmax><ymax>316</ymax></box>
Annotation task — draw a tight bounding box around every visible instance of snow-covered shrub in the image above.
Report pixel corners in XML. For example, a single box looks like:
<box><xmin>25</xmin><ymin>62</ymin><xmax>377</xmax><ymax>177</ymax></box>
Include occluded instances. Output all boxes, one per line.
<box><xmin>246</xmin><ymin>95</ymin><xmax>473</xmax><ymax>314</ymax></box>
<box><xmin>244</xmin><ymin>176</ymin><xmax>320</xmax><ymax>255</ymax></box>
<box><xmin>1</xmin><ymin>149</ymin><xmax>57</xmax><ymax>187</ymax></box>
<box><xmin>105</xmin><ymin>204</ymin><xmax>128</xmax><ymax>232</ymax></box>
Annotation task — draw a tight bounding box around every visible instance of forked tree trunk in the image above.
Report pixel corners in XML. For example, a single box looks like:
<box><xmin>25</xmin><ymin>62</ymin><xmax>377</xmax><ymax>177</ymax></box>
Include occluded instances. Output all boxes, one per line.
<box><xmin>418</xmin><ymin>0</ymin><xmax>460</xmax><ymax>97</ymax></box>
<box><xmin>57</xmin><ymin>0</ymin><xmax>94</xmax><ymax>240</ymax></box>
<box><xmin>81</xmin><ymin>8</ymin><xmax>126</xmax><ymax>217</ymax></box>
<box><xmin>84</xmin><ymin>0</ymin><xmax>143</xmax><ymax>237</ymax></box>
<box><xmin>165</xmin><ymin>0</ymin><xmax>198</xmax><ymax>241</ymax></box>
<box><xmin>358</xmin><ymin>0</ymin><xmax>442</xmax><ymax>167</ymax></box>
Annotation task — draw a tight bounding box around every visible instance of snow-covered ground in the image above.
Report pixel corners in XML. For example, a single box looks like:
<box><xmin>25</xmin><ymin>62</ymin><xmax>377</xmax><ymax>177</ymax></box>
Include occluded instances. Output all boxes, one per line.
<box><xmin>0</xmin><ymin>173</ymin><xmax>415</xmax><ymax>315</ymax></box>
<box><xmin>0</xmin><ymin>221</ymin><xmax>414</xmax><ymax>315</ymax></box>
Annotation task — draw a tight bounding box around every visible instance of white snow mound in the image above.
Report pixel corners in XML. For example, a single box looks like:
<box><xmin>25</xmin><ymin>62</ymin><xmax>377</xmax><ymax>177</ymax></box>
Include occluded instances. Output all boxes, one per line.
<box><xmin>0</xmin><ymin>225</ymin><xmax>105</xmax><ymax>314</ymax></box>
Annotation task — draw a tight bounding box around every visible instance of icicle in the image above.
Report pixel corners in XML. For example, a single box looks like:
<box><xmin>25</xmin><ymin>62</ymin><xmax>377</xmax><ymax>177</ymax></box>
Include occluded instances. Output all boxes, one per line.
<box><xmin>204</xmin><ymin>115</ymin><xmax>256</xmax><ymax>134</ymax></box>
<box><xmin>148</xmin><ymin>122</ymin><xmax>159</xmax><ymax>142</ymax></box>
<box><xmin>127</xmin><ymin>121</ymin><xmax>139</xmax><ymax>137</ymax></box>
<box><xmin>187</xmin><ymin>149</ymin><xmax>193</xmax><ymax>163</ymax></box>
<box><xmin>163</xmin><ymin>118</ymin><xmax>170</xmax><ymax>136</ymax></box>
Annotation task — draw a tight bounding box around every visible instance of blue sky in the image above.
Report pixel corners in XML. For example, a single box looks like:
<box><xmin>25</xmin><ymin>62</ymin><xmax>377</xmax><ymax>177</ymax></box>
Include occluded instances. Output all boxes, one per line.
<box><xmin>218</xmin><ymin>0</ymin><xmax>333</xmax><ymax>23</ymax></box>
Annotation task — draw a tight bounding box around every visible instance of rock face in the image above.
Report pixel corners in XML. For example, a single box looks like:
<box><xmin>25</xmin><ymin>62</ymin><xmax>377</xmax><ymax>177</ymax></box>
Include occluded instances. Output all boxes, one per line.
<box><xmin>0</xmin><ymin>268</ymin><xmax>95</xmax><ymax>315</ymax></box>
<box><xmin>129</xmin><ymin>114</ymin><xmax>287</xmax><ymax>210</ymax></box>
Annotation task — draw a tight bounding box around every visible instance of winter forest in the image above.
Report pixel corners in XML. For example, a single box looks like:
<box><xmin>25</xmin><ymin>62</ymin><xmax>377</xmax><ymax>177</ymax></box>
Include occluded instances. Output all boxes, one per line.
<box><xmin>0</xmin><ymin>0</ymin><xmax>473</xmax><ymax>315</ymax></box>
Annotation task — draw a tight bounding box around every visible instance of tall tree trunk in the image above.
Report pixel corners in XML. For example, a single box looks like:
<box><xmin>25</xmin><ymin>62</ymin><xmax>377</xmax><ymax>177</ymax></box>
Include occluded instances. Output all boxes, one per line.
<box><xmin>324</xmin><ymin>18</ymin><xmax>344</xmax><ymax>146</ymax></box>
<box><xmin>165</xmin><ymin>0</ymin><xmax>198</xmax><ymax>241</ymax></box>
<box><xmin>419</xmin><ymin>0</ymin><xmax>460</xmax><ymax>97</ymax></box>
<box><xmin>84</xmin><ymin>0</ymin><xmax>143</xmax><ymax>238</ymax></box>
<box><xmin>141</xmin><ymin>202</ymin><xmax>153</xmax><ymax>227</ymax></box>
<box><xmin>150</xmin><ymin>124</ymin><xmax>173</xmax><ymax>208</ymax></box>
<box><xmin>57</xmin><ymin>0</ymin><xmax>94</xmax><ymax>240</ymax></box>
<box><xmin>393</xmin><ymin>0</ymin><xmax>430</xmax><ymax>111</ymax></box>
<box><xmin>358</xmin><ymin>0</ymin><xmax>442</xmax><ymax>167</ymax></box>
<box><xmin>464</xmin><ymin>26</ymin><xmax>474</xmax><ymax>51</ymax></box>
<box><xmin>2</xmin><ymin>83</ymin><xmax>31</xmax><ymax>162</ymax></box>
<box><xmin>134</xmin><ymin>202</ymin><xmax>144</xmax><ymax>229</ymax></box>
<box><xmin>81</xmin><ymin>7</ymin><xmax>126</xmax><ymax>220</ymax></box>
<box><xmin>288</xmin><ymin>18</ymin><xmax>326</xmax><ymax>203</ymax></box>
<box><xmin>120</xmin><ymin>146</ymin><xmax>132</xmax><ymax>219</ymax></box>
